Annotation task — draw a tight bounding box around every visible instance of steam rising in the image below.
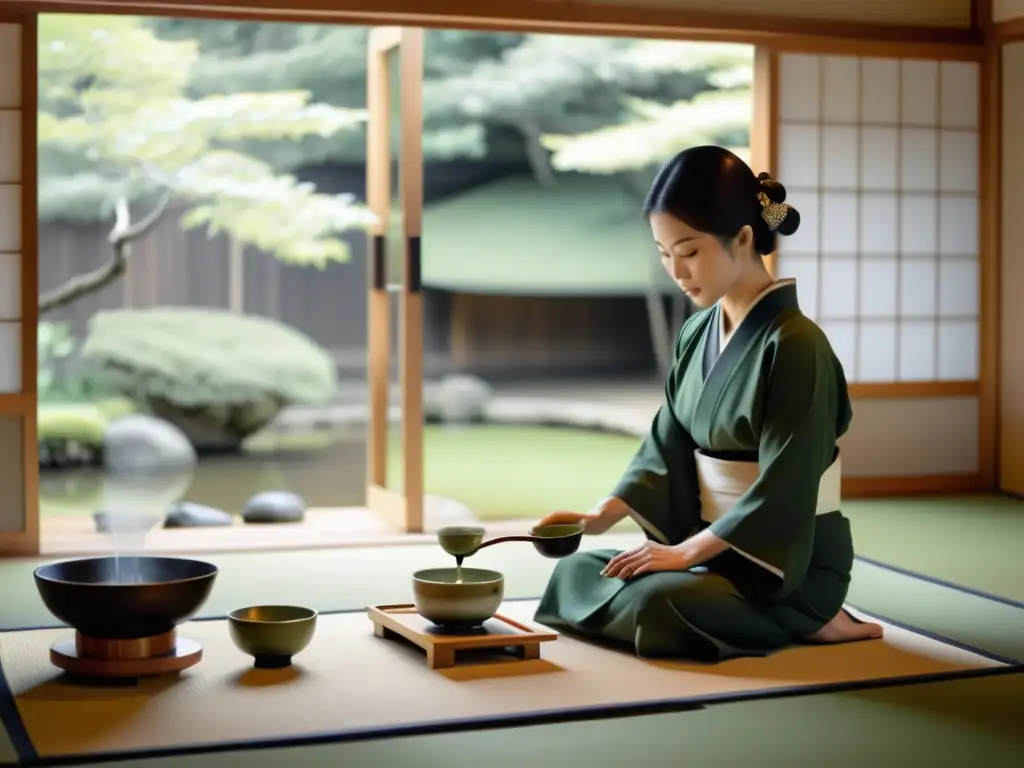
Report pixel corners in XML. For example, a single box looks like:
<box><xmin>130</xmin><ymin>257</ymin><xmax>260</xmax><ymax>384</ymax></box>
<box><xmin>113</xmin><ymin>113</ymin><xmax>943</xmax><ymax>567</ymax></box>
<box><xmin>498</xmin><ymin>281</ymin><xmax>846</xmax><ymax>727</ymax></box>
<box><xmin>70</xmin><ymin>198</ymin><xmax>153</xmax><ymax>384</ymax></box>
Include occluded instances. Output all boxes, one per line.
<box><xmin>95</xmin><ymin>469</ymin><xmax>193</xmax><ymax>584</ymax></box>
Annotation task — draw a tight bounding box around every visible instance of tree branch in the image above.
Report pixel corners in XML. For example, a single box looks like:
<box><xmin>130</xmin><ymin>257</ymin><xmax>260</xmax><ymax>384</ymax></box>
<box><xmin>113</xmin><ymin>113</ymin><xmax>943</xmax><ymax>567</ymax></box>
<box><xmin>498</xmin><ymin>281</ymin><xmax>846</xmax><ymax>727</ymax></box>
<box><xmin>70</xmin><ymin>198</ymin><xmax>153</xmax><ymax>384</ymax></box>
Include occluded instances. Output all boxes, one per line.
<box><xmin>516</xmin><ymin>119</ymin><xmax>555</xmax><ymax>187</ymax></box>
<box><xmin>38</xmin><ymin>190</ymin><xmax>174</xmax><ymax>315</ymax></box>
<box><xmin>115</xmin><ymin>189</ymin><xmax>174</xmax><ymax>243</ymax></box>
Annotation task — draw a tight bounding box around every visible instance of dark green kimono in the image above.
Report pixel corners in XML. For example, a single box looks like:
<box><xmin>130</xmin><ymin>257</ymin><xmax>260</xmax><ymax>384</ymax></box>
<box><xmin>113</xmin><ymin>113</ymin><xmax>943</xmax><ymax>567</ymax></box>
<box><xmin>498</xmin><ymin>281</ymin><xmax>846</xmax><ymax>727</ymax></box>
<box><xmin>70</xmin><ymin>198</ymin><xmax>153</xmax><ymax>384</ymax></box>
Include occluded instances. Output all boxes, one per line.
<box><xmin>534</xmin><ymin>281</ymin><xmax>855</xmax><ymax>661</ymax></box>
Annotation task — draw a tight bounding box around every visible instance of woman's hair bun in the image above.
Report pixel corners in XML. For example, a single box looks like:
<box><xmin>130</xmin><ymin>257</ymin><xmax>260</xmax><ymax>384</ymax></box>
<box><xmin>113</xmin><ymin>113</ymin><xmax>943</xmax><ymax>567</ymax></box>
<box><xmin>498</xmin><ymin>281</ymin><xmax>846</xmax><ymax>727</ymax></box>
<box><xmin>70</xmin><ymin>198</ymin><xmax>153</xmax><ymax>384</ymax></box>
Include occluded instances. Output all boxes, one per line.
<box><xmin>756</xmin><ymin>171</ymin><xmax>787</xmax><ymax>204</ymax></box>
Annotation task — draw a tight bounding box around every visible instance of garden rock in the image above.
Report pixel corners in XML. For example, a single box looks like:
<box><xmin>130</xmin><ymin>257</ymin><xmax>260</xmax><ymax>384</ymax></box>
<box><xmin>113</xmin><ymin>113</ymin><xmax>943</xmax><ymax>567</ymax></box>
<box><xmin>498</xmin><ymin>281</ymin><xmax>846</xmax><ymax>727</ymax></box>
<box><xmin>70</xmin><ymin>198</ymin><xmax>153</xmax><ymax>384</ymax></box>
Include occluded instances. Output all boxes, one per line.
<box><xmin>431</xmin><ymin>375</ymin><xmax>492</xmax><ymax>423</ymax></box>
<box><xmin>164</xmin><ymin>502</ymin><xmax>233</xmax><ymax>528</ymax></box>
<box><xmin>93</xmin><ymin>510</ymin><xmax>165</xmax><ymax>534</ymax></box>
<box><xmin>103</xmin><ymin>414</ymin><xmax>197</xmax><ymax>475</ymax></box>
<box><xmin>242</xmin><ymin>491</ymin><xmax>306</xmax><ymax>524</ymax></box>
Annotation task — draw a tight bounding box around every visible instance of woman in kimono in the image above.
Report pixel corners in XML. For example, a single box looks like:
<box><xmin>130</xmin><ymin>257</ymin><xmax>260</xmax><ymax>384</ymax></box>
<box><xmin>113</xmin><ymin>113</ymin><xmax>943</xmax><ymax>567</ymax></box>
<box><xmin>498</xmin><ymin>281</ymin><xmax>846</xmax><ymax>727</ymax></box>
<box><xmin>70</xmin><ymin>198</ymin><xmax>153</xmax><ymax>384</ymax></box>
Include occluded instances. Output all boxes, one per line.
<box><xmin>533</xmin><ymin>145</ymin><xmax>883</xmax><ymax>661</ymax></box>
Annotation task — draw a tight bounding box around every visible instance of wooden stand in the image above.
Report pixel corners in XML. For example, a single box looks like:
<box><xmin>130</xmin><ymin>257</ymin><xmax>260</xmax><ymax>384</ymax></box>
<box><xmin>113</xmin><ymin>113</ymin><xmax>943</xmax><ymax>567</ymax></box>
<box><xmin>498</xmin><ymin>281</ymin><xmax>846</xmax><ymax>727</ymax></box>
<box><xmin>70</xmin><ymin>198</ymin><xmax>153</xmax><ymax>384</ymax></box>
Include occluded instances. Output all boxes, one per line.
<box><xmin>50</xmin><ymin>630</ymin><xmax>203</xmax><ymax>679</ymax></box>
<box><xmin>367</xmin><ymin>604</ymin><xmax>558</xmax><ymax>670</ymax></box>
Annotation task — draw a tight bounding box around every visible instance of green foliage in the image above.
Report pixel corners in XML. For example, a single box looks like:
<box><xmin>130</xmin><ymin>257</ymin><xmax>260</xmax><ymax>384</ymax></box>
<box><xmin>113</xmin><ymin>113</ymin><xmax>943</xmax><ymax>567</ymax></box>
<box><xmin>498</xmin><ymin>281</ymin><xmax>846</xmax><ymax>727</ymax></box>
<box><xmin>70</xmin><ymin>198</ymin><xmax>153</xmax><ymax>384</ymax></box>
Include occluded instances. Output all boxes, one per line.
<box><xmin>37</xmin><ymin>321</ymin><xmax>75</xmax><ymax>395</ymax></box>
<box><xmin>544</xmin><ymin>90</ymin><xmax>752</xmax><ymax>175</ymax></box>
<box><xmin>137</xmin><ymin>21</ymin><xmax>746</xmax><ymax>173</ymax></box>
<box><xmin>81</xmin><ymin>308</ymin><xmax>339</xmax><ymax>408</ymax></box>
<box><xmin>161</xmin><ymin>23</ymin><xmax>513</xmax><ymax>166</ymax></box>
<box><xmin>38</xmin><ymin>14</ymin><xmax>375</xmax><ymax>267</ymax></box>
<box><xmin>37</xmin><ymin>320</ymin><xmax>120</xmax><ymax>402</ymax></box>
<box><xmin>161</xmin><ymin>23</ymin><xmax>374</xmax><ymax>170</ymax></box>
<box><xmin>41</xmin><ymin>16</ymin><xmax>754</xmax><ymax>237</ymax></box>
<box><xmin>421</xmin><ymin>35</ymin><xmax>714</xmax><ymax>125</ymax></box>
<box><xmin>94</xmin><ymin>396</ymin><xmax>139</xmax><ymax>421</ymax></box>
<box><xmin>37</xmin><ymin>404</ymin><xmax>108</xmax><ymax>446</ymax></box>
<box><xmin>542</xmin><ymin>42</ymin><xmax>754</xmax><ymax>174</ymax></box>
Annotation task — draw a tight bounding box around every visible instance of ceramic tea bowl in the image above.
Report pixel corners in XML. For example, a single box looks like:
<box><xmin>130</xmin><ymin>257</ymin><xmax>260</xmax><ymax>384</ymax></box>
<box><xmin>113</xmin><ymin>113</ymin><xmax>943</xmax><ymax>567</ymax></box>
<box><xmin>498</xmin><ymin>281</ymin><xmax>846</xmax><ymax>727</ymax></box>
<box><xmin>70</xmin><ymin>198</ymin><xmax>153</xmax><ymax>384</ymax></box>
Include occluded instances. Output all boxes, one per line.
<box><xmin>412</xmin><ymin>567</ymin><xmax>504</xmax><ymax>630</ymax></box>
<box><xmin>435</xmin><ymin>525</ymin><xmax>485</xmax><ymax>557</ymax></box>
<box><xmin>227</xmin><ymin>605</ymin><xmax>318</xmax><ymax>669</ymax></box>
<box><xmin>528</xmin><ymin>523</ymin><xmax>584</xmax><ymax>558</ymax></box>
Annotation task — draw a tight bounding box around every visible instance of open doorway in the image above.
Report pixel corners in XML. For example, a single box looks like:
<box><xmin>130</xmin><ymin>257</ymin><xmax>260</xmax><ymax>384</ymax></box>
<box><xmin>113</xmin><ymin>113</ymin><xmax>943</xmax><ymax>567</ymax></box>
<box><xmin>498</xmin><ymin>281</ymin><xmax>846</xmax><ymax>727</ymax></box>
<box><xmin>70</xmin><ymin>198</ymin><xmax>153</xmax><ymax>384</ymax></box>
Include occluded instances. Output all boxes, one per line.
<box><xmin>33</xmin><ymin>15</ymin><xmax>754</xmax><ymax>553</ymax></box>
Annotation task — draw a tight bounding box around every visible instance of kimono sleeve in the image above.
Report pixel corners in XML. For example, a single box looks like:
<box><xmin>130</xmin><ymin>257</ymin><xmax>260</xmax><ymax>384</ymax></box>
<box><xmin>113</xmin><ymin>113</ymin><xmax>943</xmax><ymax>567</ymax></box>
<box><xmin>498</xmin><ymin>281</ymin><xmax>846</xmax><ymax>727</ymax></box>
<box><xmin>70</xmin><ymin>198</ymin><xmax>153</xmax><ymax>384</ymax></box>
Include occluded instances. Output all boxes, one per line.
<box><xmin>706</xmin><ymin>326</ymin><xmax>847</xmax><ymax>598</ymax></box>
<box><xmin>608</xmin><ymin>318</ymin><xmax>703</xmax><ymax>546</ymax></box>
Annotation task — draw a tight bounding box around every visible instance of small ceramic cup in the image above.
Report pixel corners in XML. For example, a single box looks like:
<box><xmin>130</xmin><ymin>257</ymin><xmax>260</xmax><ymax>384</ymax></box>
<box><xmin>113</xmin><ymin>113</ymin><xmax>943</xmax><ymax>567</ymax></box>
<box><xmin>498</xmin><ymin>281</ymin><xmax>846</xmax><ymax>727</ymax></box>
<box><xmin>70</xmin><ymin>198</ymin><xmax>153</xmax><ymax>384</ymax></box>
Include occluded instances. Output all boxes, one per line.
<box><xmin>227</xmin><ymin>605</ymin><xmax>318</xmax><ymax>669</ymax></box>
<box><xmin>436</xmin><ymin>525</ymin><xmax>486</xmax><ymax>557</ymax></box>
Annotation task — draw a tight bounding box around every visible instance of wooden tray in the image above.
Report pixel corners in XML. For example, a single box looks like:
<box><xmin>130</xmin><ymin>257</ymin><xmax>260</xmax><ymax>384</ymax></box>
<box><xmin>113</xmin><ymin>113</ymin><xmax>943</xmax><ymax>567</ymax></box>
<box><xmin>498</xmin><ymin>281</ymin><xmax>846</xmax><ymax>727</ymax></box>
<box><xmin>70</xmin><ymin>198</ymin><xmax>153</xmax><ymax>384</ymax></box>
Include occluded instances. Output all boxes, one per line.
<box><xmin>367</xmin><ymin>604</ymin><xmax>558</xmax><ymax>669</ymax></box>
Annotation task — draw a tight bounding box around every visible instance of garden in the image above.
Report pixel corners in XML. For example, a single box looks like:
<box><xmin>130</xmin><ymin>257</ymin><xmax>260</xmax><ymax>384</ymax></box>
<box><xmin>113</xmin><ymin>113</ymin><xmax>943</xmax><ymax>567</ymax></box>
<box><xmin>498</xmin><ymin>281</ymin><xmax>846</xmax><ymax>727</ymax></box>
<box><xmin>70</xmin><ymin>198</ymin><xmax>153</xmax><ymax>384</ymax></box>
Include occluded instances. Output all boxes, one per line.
<box><xmin>37</xmin><ymin>310</ymin><xmax>651</xmax><ymax>532</ymax></box>
<box><xmin>35</xmin><ymin>16</ymin><xmax>750</xmax><ymax>536</ymax></box>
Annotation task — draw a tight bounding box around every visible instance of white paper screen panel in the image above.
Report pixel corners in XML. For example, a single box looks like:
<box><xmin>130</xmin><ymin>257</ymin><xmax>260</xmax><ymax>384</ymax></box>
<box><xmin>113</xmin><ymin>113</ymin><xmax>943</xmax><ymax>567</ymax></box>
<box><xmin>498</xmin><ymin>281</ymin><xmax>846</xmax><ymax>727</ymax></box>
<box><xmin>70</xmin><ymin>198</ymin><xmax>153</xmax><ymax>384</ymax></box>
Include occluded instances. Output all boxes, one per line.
<box><xmin>775</xmin><ymin>54</ymin><xmax>980</xmax><ymax>384</ymax></box>
<box><xmin>0</xmin><ymin>23</ymin><xmax>21</xmax><ymax>396</ymax></box>
<box><xmin>994</xmin><ymin>0</ymin><xmax>1024</xmax><ymax>23</ymax></box>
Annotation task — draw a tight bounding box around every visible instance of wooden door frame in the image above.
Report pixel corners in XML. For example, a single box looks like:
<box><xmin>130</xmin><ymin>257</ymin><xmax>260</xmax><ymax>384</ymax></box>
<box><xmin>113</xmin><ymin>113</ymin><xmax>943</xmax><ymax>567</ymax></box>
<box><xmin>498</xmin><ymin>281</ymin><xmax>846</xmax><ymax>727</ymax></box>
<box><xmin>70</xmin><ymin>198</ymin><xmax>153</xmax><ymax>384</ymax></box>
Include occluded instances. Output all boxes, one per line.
<box><xmin>1</xmin><ymin>2</ymin><xmax>1007</xmax><ymax>557</ymax></box>
<box><xmin>364</xmin><ymin>26</ymin><xmax>426</xmax><ymax>533</ymax></box>
<box><xmin>0</xmin><ymin>11</ymin><xmax>38</xmax><ymax>557</ymax></box>
<box><xmin>2</xmin><ymin>1</ymin><xmax>985</xmax><ymax>48</ymax></box>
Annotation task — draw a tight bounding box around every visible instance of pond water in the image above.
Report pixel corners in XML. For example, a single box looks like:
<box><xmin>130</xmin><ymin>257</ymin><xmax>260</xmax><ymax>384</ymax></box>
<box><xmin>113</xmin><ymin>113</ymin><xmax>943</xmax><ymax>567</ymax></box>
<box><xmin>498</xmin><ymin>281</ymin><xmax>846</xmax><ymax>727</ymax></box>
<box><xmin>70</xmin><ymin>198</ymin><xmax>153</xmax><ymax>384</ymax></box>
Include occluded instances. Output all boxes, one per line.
<box><xmin>40</xmin><ymin>429</ymin><xmax>370</xmax><ymax>520</ymax></box>
<box><xmin>39</xmin><ymin>424</ymin><xmax>642</xmax><ymax>524</ymax></box>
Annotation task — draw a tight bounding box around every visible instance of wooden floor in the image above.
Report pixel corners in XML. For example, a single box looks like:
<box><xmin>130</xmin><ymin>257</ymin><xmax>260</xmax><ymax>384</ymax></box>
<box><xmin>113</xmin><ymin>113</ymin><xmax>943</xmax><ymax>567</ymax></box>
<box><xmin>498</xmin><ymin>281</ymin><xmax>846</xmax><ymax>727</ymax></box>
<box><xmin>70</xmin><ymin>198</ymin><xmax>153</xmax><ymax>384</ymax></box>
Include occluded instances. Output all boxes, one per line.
<box><xmin>40</xmin><ymin>508</ymin><xmax>541</xmax><ymax>556</ymax></box>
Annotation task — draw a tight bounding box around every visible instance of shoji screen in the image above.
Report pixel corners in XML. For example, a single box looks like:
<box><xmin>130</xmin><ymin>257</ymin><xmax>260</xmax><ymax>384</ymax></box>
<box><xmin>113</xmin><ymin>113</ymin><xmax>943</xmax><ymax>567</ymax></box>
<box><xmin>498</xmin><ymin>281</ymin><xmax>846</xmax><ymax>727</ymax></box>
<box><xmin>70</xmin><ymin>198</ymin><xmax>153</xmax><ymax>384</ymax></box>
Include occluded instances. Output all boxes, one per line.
<box><xmin>0</xmin><ymin>23</ymin><xmax>20</xmax><ymax>398</ymax></box>
<box><xmin>1000</xmin><ymin>41</ymin><xmax>1024</xmax><ymax>494</ymax></box>
<box><xmin>0</xmin><ymin>18</ymin><xmax>31</xmax><ymax>552</ymax></box>
<box><xmin>774</xmin><ymin>54</ymin><xmax>980</xmax><ymax>385</ymax></box>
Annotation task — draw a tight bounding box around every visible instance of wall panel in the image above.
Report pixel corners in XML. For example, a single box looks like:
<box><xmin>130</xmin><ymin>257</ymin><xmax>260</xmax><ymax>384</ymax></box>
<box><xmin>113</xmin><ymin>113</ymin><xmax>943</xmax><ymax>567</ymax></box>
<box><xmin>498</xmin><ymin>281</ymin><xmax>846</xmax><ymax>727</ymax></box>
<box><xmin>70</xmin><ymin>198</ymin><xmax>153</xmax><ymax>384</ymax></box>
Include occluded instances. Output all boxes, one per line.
<box><xmin>773</xmin><ymin>50</ymin><xmax>983</xmax><ymax>484</ymax></box>
<box><xmin>0</xmin><ymin>25</ymin><xmax>21</xmax><ymax>401</ymax></box>
<box><xmin>1000</xmin><ymin>42</ymin><xmax>1024</xmax><ymax>494</ymax></box>
<box><xmin>0</xmin><ymin>17</ymin><xmax>36</xmax><ymax>554</ymax></box>
<box><xmin>840</xmin><ymin>397</ymin><xmax>978</xmax><ymax>476</ymax></box>
<box><xmin>0</xmin><ymin>417</ymin><xmax>26</xmax><ymax>534</ymax></box>
<box><xmin>580</xmin><ymin>0</ymin><xmax>972</xmax><ymax>27</ymax></box>
<box><xmin>994</xmin><ymin>0</ymin><xmax>1024</xmax><ymax>22</ymax></box>
<box><xmin>775</xmin><ymin>53</ymin><xmax>982</xmax><ymax>386</ymax></box>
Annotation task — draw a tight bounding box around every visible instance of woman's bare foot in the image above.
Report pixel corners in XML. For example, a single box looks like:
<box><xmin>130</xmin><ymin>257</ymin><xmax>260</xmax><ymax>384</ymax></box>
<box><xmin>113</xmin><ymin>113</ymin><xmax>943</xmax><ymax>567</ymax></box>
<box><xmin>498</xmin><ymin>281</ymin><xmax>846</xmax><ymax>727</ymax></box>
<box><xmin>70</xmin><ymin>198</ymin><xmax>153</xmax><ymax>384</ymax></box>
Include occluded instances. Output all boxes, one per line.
<box><xmin>807</xmin><ymin>609</ymin><xmax>884</xmax><ymax>643</ymax></box>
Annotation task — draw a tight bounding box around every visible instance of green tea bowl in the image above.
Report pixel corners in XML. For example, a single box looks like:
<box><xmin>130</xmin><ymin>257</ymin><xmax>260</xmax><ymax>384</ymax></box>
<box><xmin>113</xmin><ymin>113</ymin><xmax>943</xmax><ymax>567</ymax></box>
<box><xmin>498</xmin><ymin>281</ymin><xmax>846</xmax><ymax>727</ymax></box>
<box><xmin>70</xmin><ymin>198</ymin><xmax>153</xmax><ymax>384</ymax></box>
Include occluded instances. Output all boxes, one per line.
<box><xmin>227</xmin><ymin>605</ymin><xmax>318</xmax><ymax>669</ymax></box>
<box><xmin>436</xmin><ymin>525</ymin><xmax>486</xmax><ymax>557</ymax></box>
<box><xmin>412</xmin><ymin>567</ymin><xmax>504</xmax><ymax>631</ymax></box>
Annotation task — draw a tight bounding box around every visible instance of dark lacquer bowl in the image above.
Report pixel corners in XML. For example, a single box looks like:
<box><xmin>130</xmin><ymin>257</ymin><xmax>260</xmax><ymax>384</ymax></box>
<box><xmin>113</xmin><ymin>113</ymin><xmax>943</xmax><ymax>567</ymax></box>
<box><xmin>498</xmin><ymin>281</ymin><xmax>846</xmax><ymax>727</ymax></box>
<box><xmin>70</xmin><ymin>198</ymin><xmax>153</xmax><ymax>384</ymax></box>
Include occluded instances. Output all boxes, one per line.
<box><xmin>33</xmin><ymin>556</ymin><xmax>219</xmax><ymax>640</ymax></box>
<box><xmin>528</xmin><ymin>523</ymin><xmax>584</xmax><ymax>558</ymax></box>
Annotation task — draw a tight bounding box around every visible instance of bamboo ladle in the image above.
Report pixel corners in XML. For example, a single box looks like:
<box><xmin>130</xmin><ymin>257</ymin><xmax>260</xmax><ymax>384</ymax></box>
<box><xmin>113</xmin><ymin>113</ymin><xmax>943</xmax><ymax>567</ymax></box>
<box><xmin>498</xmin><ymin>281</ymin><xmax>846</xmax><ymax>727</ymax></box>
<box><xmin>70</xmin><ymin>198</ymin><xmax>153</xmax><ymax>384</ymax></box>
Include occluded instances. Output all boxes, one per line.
<box><xmin>436</xmin><ymin>524</ymin><xmax>584</xmax><ymax>562</ymax></box>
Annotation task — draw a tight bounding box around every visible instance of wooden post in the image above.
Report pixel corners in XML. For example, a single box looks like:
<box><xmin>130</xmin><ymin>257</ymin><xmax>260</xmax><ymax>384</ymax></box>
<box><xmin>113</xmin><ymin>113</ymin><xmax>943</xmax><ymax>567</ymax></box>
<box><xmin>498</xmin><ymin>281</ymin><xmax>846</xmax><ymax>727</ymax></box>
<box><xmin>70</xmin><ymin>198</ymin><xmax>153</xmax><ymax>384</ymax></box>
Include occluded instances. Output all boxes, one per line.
<box><xmin>364</xmin><ymin>27</ymin><xmax>425</xmax><ymax>533</ymax></box>
<box><xmin>398</xmin><ymin>28</ymin><xmax>425</xmax><ymax>534</ymax></box>
<box><xmin>228</xmin><ymin>238</ymin><xmax>245</xmax><ymax>313</ymax></box>
<box><xmin>365</xmin><ymin>28</ymin><xmax>391</xmax><ymax>500</ymax></box>
<box><xmin>0</xmin><ymin>12</ymin><xmax>39</xmax><ymax>556</ymax></box>
<box><xmin>751</xmin><ymin>44</ymin><xmax>778</xmax><ymax>278</ymax></box>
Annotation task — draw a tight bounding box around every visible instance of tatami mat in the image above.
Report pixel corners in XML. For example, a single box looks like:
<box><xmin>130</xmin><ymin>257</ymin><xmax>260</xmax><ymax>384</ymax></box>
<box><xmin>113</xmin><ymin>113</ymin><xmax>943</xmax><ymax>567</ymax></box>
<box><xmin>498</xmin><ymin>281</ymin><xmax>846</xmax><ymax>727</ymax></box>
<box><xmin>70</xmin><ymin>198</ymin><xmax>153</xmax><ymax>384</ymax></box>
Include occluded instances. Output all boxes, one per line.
<box><xmin>1</xmin><ymin>496</ymin><xmax>1022</xmax><ymax>766</ymax></box>
<box><xmin>67</xmin><ymin>672</ymin><xmax>1024</xmax><ymax>768</ymax></box>
<box><xmin>0</xmin><ymin>599</ymin><xmax>1011</xmax><ymax>764</ymax></box>
<box><xmin>3</xmin><ymin>539</ymin><xmax>1023</xmax><ymax>667</ymax></box>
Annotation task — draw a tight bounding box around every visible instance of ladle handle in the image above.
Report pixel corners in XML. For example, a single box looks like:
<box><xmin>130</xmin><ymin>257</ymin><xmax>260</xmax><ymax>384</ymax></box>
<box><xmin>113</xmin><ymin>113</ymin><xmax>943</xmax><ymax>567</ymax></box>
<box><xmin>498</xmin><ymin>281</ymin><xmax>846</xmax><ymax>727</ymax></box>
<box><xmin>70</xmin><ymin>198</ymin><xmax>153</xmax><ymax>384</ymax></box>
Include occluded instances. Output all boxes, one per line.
<box><xmin>471</xmin><ymin>535</ymin><xmax>538</xmax><ymax>553</ymax></box>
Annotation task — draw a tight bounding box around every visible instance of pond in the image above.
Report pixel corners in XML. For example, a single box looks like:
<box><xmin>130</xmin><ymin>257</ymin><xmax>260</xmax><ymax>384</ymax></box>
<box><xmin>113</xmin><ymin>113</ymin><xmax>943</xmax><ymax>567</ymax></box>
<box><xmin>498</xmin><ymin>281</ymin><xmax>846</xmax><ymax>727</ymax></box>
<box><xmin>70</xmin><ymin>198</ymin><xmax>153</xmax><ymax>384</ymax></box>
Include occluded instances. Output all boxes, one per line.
<box><xmin>39</xmin><ymin>424</ymin><xmax>643</xmax><ymax>524</ymax></box>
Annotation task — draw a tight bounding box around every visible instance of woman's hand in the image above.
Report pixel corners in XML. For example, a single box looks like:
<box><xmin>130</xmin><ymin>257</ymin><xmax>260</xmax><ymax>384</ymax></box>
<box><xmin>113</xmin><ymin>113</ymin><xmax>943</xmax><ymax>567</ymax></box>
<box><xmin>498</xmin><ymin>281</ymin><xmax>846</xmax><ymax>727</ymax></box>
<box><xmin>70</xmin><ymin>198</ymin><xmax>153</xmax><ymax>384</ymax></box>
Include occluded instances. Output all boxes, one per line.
<box><xmin>535</xmin><ymin>510</ymin><xmax>610</xmax><ymax>535</ymax></box>
<box><xmin>537</xmin><ymin>497</ymin><xmax>634</xmax><ymax>536</ymax></box>
<box><xmin>600</xmin><ymin>541</ymin><xmax>688</xmax><ymax>579</ymax></box>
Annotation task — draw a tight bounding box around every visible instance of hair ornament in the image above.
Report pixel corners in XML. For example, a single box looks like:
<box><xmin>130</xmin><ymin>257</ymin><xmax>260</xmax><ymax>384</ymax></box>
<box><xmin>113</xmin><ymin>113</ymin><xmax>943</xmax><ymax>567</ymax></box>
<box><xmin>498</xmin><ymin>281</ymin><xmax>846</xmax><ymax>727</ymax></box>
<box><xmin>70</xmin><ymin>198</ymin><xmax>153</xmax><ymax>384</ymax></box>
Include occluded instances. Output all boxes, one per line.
<box><xmin>757</xmin><ymin>191</ymin><xmax>790</xmax><ymax>233</ymax></box>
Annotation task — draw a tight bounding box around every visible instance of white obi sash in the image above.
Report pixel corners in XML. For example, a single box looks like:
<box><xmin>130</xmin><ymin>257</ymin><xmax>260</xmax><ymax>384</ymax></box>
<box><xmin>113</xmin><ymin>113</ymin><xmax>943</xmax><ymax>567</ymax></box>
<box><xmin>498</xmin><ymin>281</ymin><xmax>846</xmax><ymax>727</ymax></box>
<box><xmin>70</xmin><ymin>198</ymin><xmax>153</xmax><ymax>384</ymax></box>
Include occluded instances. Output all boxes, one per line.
<box><xmin>694</xmin><ymin>450</ymin><xmax>843</xmax><ymax>524</ymax></box>
<box><xmin>692</xmin><ymin>450</ymin><xmax>842</xmax><ymax>578</ymax></box>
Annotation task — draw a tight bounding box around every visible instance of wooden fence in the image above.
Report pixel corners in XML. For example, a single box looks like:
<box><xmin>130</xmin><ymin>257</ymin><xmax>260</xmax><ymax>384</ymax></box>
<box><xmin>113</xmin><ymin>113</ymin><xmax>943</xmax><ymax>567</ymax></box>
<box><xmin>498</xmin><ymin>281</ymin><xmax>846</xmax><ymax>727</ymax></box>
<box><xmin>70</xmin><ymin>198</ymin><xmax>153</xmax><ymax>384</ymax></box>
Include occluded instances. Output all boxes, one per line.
<box><xmin>39</xmin><ymin>205</ymin><xmax>374</xmax><ymax>359</ymax></box>
<box><xmin>37</xmin><ymin>161</ymin><xmax>662</xmax><ymax>381</ymax></box>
